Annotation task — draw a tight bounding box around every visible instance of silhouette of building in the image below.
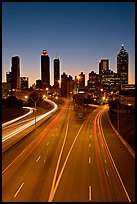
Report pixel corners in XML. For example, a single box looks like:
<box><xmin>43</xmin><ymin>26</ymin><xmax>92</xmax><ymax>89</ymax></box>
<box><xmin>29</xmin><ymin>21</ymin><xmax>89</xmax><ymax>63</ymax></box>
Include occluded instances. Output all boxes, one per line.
<box><xmin>99</xmin><ymin>59</ymin><xmax>109</xmax><ymax>75</ymax></box>
<box><xmin>75</xmin><ymin>72</ymin><xmax>85</xmax><ymax>89</ymax></box>
<box><xmin>6</xmin><ymin>71</ymin><xmax>12</xmax><ymax>83</ymax></box>
<box><xmin>117</xmin><ymin>45</ymin><xmax>128</xmax><ymax>85</ymax></box>
<box><xmin>36</xmin><ymin>79</ymin><xmax>42</xmax><ymax>89</ymax></box>
<box><xmin>54</xmin><ymin>58</ymin><xmax>60</xmax><ymax>89</ymax></box>
<box><xmin>87</xmin><ymin>71</ymin><xmax>100</xmax><ymax>90</ymax></box>
<box><xmin>11</xmin><ymin>56</ymin><xmax>20</xmax><ymax>91</ymax></box>
<box><xmin>41</xmin><ymin>50</ymin><xmax>50</xmax><ymax>88</ymax></box>
<box><xmin>61</xmin><ymin>72</ymin><xmax>74</xmax><ymax>98</ymax></box>
<box><xmin>21</xmin><ymin>77</ymin><xmax>29</xmax><ymax>90</ymax></box>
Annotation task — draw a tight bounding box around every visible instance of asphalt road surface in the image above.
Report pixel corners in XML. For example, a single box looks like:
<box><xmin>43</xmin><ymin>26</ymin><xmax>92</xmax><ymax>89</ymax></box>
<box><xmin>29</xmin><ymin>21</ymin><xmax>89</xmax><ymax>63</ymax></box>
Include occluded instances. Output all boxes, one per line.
<box><xmin>2</xmin><ymin>99</ymin><xmax>135</xmax><ymax>202</ymax></box>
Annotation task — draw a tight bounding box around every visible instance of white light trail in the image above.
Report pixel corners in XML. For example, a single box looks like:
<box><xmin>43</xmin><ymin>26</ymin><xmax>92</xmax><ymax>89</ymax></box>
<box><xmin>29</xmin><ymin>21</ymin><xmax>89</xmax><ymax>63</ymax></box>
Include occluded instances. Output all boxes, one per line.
<box><xmin>2</xmin><ymin>99</ymin><xmax>58</xmax><ymax>143</ymax></box>
<box><xmin>2</xmin><ymin>107</ymin><xmax>34</xmax><ymax>128</ymax></box>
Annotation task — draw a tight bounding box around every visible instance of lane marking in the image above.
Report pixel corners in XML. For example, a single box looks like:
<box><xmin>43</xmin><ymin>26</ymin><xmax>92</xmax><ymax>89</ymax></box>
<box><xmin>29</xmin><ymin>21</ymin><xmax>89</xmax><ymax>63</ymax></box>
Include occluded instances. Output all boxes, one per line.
<box><xmin>89</xmin><ymin>143</ymin><xmax>91</xmax><ymax>148</ymax></box>
<box><xmin>48</xmin><ymin>123</ymin><xmax>69</xmax><ymax>201</ymax></box>
<box><xmin>89</xmin><ymin>186</ymin><xmax>92</xmax><ymax>201</ymax></box>
<box><xmin>14</xmin><ymin>182</ymin><xmax>24</xmax><ymax>198</ymax></box>
<box><xmin>36</xmin><ymin>156</ymin><xmax>41</xmax><ymax>163</ymax></box>
<box><xmin>99</xmin><ymin>110</ymin><xmax>131</xmax><ymax>202</ymax></box>
<box><xmin>89</xmin><ymin>157</ymin><xmax>91</xmax><ymax>164</ymax></box>
<box><xmin>106</xmin><ymin>169</ymin><xmax>109</xmax><ymax>176</ymax></box>
<box><xmin>47</xmin><ymin>142</ymin><xmax>49</xmax><ymax>146</ymax></box>
<box><xmin>48</xmin><ymin>124</ymin><xmax>84</xmax><ymax>202</ymax></box>
<box><xmin>44</xmin><ymin>157</ymin><xmax>47</xmax><ymax>163</ymax></box>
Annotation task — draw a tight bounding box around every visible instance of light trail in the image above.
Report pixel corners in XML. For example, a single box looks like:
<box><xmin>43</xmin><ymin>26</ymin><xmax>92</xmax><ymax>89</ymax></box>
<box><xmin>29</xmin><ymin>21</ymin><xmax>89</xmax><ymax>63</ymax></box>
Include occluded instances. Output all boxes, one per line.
<box><xmin>2</xmin><ymin>107</ymin><xmax>34</xmax><ymax>128</ymax></box>
<box><xmin>2</xmin><ymin>99</ymin><xmax>58</xmax><ymax>143</ymax></box>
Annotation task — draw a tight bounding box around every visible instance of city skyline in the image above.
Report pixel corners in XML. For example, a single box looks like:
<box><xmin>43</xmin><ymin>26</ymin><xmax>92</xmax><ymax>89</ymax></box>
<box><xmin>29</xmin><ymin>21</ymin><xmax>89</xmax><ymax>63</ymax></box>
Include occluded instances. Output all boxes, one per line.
<box><xmin>2</xmin><ymin>2</ymin><xmax>135</xmax><ymax>86</ymax></box>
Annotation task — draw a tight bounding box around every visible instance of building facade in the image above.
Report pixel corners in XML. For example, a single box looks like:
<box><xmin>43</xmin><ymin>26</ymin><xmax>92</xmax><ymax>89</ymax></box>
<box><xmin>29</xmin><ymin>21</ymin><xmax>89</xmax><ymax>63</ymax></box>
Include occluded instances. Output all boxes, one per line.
<box><xmin>54</xmin><ymin>58</ymin><xmax>60</xmax><ymax>89</ymax></box>
<box><xmin>11</xmin><ymin>56</ymin><xmax>20</xmax><ymax>91</ymax></box>
<box><xmin>117</xmin><ymin>45</ymin><xmax>128</xmax><ymax>85</ymax></box>
<box><xmin>21</xmin><ymin>77</ymin><xmax>29</xmax><ymax>90</ymax></box>
<box><xmin>61</xmin><ymin>72</ymin><xmax>74</xmax><ymax>98</ymax></box>
<box><xmin>36</xmin><ymin>79</ymin><xmax>42</xmax><ymax>89</ymax></box>
<box><xmin>87</xmin><ymin>71</ymin><xmax>100</xmax><ymax>90</ymax></box>
<box><xmin>6</xmin><ymin>71</ymin><xmax>12</xmax><ymax>83</ymax></box>
<box><xmin>99</xmin><ymin>59</ymin><xmax>109</xmax><ymax>75</ymax></box>
<box><xmin>41</xmin><ymin>50</ymin><xmax>50</xmax><ymax>88</ymax></box>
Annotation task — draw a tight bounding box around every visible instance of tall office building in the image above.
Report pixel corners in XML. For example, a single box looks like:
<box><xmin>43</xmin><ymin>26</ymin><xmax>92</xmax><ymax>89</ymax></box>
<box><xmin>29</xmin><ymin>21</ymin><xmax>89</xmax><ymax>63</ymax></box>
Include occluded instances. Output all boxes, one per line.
<box><xmin>41</xmin><ymin>50</ymin><xmax>50</xmax><ymax>88</ymax></box>
<box><xmin>75</xmin><ymin>72</ymin><xmax>85</xmax><ymax>88</ymax></box>
<box><xmin>79</xmin><ymin>72</ymin><xmax>85</xmax><ymax>88</ymax></box>
<box><xmin>6</xmin><ymin>71</ymin><xmax>12</xmax><ymax>83</ymax></box>
<box><xmin>61</xmin><ymin>72</ymin><xmax>73</xmax><ymax>98</ymax></box>
<box><xmin>54</xmin><ymin>58</ymin><xmax>60</xmax><ymax>89</ymax></box>
<box><xmin>117</xmin><ymin>45</ymin><xmax>128</xmax><ymax>84</ymax></box>
<box><xmin>99</xmin><ymin>59</ymin><xmax>109</xmax><ymax>75</ymax></box>
<box><xmin>21</xmin><ymin>77</ymin><xmax>29</xmax><ymax>90</ymax></box>
<box><xmin>11</xmin><ymin>56</ymin><xmax>20</xmax><ymax>90</ymax></box>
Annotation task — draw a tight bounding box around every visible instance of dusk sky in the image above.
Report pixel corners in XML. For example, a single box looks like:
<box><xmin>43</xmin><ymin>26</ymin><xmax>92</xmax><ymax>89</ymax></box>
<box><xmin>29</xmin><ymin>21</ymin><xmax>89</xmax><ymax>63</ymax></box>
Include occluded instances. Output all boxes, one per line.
<box><xmin>2</xmin><ymin>2</ymin><xmax>135</xmax><ymax>87</ymax></box>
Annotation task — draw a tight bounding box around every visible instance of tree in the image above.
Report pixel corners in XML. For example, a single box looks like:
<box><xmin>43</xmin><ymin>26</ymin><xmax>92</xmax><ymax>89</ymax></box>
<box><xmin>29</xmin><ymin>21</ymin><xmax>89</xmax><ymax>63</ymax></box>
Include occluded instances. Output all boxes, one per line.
<box><xmin>6</xmin><ymin>96</ymin><xmax>17</xmax><ymax>108</ymax></box>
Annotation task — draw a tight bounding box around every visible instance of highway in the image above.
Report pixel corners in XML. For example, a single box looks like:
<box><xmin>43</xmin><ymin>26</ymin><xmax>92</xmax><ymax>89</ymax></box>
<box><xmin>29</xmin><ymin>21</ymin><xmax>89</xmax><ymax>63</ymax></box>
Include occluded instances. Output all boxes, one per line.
<box><xmin>2</xmin><ymin>99</ymin><xmax>135</xmax><ymax>202</ymax></box>
<box><xmin>2</xmin><ymin>99</ymin><xmax>57</xmax><ymax>152</ymax></box>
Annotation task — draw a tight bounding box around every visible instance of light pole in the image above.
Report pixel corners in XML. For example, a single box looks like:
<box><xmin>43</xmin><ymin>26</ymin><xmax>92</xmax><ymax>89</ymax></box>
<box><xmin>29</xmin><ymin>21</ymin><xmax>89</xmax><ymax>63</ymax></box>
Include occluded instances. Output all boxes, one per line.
<box><xmin>25</xmin><ymin>95</ymin><xmax>39</xmax><ymax>129</ymax></box>
<box><xmin>117</xmin><ymin>92</ymin><xmax>120</xmax><ymax>132</ymax></box>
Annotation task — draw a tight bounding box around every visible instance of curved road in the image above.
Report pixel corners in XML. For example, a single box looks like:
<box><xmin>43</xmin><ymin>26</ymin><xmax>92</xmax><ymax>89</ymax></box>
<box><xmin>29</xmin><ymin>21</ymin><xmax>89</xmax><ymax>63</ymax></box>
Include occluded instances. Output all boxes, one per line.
<box><xmin>2</xmin><ymin>100</ymin><xmax>135</xmax><ymax>202</ymax></box>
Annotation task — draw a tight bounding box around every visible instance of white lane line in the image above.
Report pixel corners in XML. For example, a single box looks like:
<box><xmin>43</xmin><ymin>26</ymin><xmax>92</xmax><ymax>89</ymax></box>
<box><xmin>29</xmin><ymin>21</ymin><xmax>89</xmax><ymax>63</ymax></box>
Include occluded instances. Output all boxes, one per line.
<box><xmin>44</xmin><ymin>157</ymin><xmax>47</xmax><ymax>163</ymax></box>
<box><xmin>36</xmin><ymin>156</ymin><xmax>41</xmax><ymax>163</ymax></box>
<box><xmin>89</xmin><ymin>186</ymin><xmax>92</xmax><ymax>201</ymax></box>
<box><xmin>89</xmin><ymin>157</ymin><xmax>91</xmax><ymax>164</ymax></box>
<box><xmin>106</xmin><ymin>169</ymin><xmax>109</xmax><ymax>176</ymax></box>
<box><xmin>105</xmin><ymin>159</ymin><xmax>107</xmax><ymax>164</ymax></box>
<box><xmin>47</xmin><ymin>142</ymin><xmax>49</xmax><ymax>146</ymax></box>
<box><xmin>90</xmin><ymin>134</ymin><xmax>92</xmax><ymax>138</ymax></box>
<box><xmin>89</xmin><ymin>143</ymin><xmax>91</xmax><ymax>148</ymax></box>
<box><xmin>100</xmin><ymin>112</ymin><xmax>131</xmax><ymax>202</ymax></box>
<box><xmin>48</xmin><ymin>124</ymin><xmax>84</xmax><ymax>202</ymax></box>
<box><xmin>14</xmin><ymin>182</ymin><xmax>24</xmax><ymax>198</ymax></box>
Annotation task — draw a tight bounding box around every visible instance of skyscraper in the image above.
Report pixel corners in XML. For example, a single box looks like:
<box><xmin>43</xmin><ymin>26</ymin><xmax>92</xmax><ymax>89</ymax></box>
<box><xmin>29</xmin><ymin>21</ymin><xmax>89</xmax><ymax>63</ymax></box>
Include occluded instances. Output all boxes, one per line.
<box><xmin>54</xmin><ymin>58</ymin><xmax>60</xmax><ymax>89</ymax></box>
<box><xmin>79</xmin><ymin>72</ymin><xmax>85</xmax><ymax>88</ymax></box>
<box><xmin>117</xmin><ymin>45</ymin><xmax>128</xmax><ymax>84</ymax></box>
<box><xmin>11</xmin><ymin>56</ymin><xmax>20</xmax><ymax>90</ymax></box>
<box><xmin>41</xmin><ymin>50</ymin><xmax>50</xmax><ymax>88</ymax></box>
<box><xmin>99</xmin><ymin>59</ymin><xmax>109</xmax><ymax>75</ymax></box>
<box><xmin>21</xmin><ymin>77</ymin><xmax>29</xmax><ymax>90</ymax></box>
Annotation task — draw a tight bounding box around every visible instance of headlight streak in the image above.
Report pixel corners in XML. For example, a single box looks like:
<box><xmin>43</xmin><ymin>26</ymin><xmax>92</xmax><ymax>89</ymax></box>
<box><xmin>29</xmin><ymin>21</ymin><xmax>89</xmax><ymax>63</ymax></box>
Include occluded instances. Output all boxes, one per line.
<box><xmin>98</xmin><ymin>109</ymin><xmax>131</xmax><ymax>202</ymax></box>
<box><xmin>93</xmin><ymin>110</ymin><xmax>112</xmax><ymax>201</ymax></box>
<box><xmin>2</xmin><ymin>107</ymin><xmax>34</xmax><ymax>128</ymax></box>
<box><xmin>2</xmin><ymin>100</ymin><xmax>58</xmax><ymax>143</ymax></box>
<box><xmin>94</xmin><ymin>107</ymin><xmax>131</xmax><ymax>202</ymax></box>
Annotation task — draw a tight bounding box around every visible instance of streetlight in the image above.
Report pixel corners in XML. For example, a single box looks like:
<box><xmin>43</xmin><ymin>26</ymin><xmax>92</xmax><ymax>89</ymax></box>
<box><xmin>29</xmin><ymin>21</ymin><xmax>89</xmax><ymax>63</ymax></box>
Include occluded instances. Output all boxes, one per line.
<box><xmin>117</xmin><ymin>92</ymin><xmax>120</xmax><ymax>132</ymax></box>
<box><xmin>25</xmin><ymin>95</ymin><xmax>39</xmax><ymax>129</ymax></box>
<box><xmin>46</xmin><ymin>88</ymin><xmax>49</xmax><ymax>97</ymax></box>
